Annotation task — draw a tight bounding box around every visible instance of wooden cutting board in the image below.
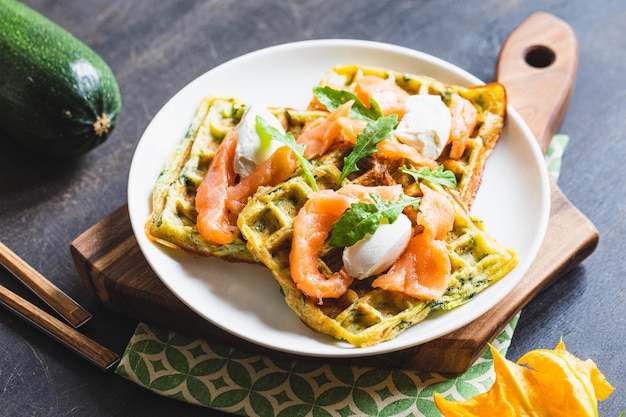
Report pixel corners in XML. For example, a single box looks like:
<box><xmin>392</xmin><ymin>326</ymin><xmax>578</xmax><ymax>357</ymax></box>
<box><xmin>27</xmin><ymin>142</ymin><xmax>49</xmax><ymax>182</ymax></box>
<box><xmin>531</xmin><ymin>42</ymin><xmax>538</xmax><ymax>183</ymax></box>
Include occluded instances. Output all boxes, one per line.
<box><xmin>70</xmin><ymin>12</ymin><xmax>598</xmax><ymax>373</ymax></box>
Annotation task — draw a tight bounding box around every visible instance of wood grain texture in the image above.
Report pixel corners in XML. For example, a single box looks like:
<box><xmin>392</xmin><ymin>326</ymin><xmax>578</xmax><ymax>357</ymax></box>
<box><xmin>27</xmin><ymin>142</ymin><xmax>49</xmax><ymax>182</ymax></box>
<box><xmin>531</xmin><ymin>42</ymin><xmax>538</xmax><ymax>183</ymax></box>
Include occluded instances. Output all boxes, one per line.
<box><xmin>496</xmin><ymin>12</ymin><xmax>578</xmax><ymax>152</ymax></box>
<box><xmin>0</xmin><ymin>241</ymin><xmax>92</xmax><ymax>328</ymax></box>
<box><xmin>0</xmin><ymin>283</ymin><xmax>119</xmax><ymax>370</ymax></box>
<box><xmin>70</xmin><ymin>12</ymin><xmax>598</xmax><ymax>373</ymax></box>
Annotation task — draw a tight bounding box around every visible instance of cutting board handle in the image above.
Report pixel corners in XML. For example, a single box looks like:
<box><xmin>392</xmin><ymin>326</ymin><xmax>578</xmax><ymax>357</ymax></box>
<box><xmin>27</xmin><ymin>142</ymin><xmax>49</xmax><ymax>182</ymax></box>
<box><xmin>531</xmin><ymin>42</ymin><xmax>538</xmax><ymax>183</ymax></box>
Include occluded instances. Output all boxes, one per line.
<box><xmin>496</xmin><ymin>12</ymin><xmax>578</xmax><ymax>152</ymax></box>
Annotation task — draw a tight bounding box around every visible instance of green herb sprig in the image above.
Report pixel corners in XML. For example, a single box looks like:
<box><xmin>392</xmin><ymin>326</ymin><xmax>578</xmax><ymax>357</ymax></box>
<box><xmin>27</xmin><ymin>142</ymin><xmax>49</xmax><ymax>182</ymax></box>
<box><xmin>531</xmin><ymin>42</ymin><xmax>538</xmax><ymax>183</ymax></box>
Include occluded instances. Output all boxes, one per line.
<box><xmin>314</xmin><ymin>86</ymin><xmax>398</xmax><ymax>184</ymax></box>
<box><xmin>313</xmin><ymin>86</ymin><xmax>382</xmax><ymax>121</ymax></box>
<box><xmin>402</xmin><ymin>165</ymin><xmax>458</xmax><ymax>189</ymax></box>
<box><xmin>339</xmin><ymin>114</ymin><xmax>398</xmax><ymax>183</ymax></box>
<box><xmin>329</xmin><ymin>193</ymin><xmax>419</xmax><ymax>247</ymax></box>
<box><xmin>256</xmin><ymin>116</ymin><xmax>318</xmax><ymax>191</ymax></box>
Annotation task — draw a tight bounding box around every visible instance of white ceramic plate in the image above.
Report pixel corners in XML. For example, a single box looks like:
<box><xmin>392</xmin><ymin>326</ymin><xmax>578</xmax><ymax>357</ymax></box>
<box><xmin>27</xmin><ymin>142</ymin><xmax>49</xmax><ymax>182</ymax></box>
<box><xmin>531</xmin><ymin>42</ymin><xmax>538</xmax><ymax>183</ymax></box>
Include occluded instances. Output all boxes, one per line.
<box><xmin>128</xmin><ymin>39</ymin><xmax>550</xmax><ymax>358</ymax></box>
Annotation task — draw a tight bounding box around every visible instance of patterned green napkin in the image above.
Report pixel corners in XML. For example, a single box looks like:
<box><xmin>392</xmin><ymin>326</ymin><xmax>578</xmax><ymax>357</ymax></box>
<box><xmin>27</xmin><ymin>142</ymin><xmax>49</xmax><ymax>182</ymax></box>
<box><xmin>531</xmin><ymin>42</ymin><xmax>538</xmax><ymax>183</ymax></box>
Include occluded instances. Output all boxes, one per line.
<box><xmin>545</xmin><ymin>134</ymin><xmax>569</xmax><ymax>183</ymax></box>
<box><xmin>116</xmin><ymin>136</ymin><xmax>569</xmax><ymax>417</ymax></box>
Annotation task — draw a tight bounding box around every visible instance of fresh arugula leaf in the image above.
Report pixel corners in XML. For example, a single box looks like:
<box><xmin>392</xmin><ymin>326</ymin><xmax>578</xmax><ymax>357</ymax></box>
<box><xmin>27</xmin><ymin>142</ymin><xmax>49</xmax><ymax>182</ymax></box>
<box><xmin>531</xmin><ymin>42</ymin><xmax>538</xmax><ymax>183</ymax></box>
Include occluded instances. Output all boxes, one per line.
<box><xmin>338</xmin><ymin>114</ymin><xmax>398</xmax><ymax>183</ymax></box>
<box><xmin>313</xmin><ymin>86</ymin><xmax>382</xmax><ymax>122</ymax></box>
<box><xmin>255</xmin><ymin>116</ymin><xmax>318</xmax><ymax>191</ymax></box>
<box><xmin>402</xmin><ymin>165</ymin><xmax>458</xmax><ymax>189</ymax></box>
<box><xmin>329</xmin><ymin>193</ymin><xmax>419</xmax><ymax>247</ymax></box>
<box><xmin>313</xmin><ymin>86</ymin><xmax>397</xmax><ymax>184</ymax></box>
<box><xmin>256</xmin><ymin>114</ymin><xmax>274</xmax><ymax>152</ymax></box>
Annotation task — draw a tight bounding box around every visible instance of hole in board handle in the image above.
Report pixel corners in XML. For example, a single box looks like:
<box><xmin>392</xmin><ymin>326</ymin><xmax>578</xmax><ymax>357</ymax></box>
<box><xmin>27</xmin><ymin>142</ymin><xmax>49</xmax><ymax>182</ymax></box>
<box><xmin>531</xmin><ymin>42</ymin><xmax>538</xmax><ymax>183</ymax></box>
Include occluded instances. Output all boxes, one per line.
<box><xmin>524</xmin><ymin>45</ymin><xmax>556</xmax><ymax>68</ymax></box>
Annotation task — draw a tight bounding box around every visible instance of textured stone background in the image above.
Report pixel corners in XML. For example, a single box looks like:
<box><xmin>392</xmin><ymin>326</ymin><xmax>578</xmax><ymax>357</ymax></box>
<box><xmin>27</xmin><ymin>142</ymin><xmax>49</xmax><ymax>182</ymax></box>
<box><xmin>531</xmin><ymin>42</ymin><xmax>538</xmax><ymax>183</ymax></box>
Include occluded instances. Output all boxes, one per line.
<box><xmin>0</xmin><ymin>1</ymin><xmax>624</xmax><ymax>416</ymax></box>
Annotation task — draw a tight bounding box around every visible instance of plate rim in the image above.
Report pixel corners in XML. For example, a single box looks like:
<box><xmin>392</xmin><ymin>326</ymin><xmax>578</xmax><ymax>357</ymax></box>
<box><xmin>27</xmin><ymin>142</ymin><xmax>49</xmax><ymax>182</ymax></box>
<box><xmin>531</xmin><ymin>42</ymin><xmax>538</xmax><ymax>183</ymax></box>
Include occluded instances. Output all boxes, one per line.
<box><xmin>128</xmin><ymin>38</ymin><xmax>551</xmax><ymax>358</ymax></box>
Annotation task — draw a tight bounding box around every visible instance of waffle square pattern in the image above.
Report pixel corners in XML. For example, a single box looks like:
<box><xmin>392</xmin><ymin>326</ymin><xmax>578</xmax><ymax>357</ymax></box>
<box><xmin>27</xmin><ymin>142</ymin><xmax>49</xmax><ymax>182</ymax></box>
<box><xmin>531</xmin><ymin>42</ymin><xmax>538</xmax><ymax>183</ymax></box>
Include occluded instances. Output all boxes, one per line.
<box><xmin>145</xmin><ymin>65</ymin><xmax>518</xmax><ymax>347</ymax></box>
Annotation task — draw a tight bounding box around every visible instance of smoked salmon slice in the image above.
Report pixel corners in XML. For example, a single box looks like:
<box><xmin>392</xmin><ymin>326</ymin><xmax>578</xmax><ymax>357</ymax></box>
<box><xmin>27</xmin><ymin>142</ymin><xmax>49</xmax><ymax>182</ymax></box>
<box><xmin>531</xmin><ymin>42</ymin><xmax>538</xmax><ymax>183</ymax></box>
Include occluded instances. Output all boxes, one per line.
<box><xmin>336</xmin><ymin>116</ymin><xmax>366</xmax><ymax>144</ymax></box>
<box><xmin>417</xmin><ymin>184</ymin><xmax>455</xmax><ymax>240</ymax></box>
<box><xmin>290</xmin><ymin>184</ymin><xmax>405</xmax><ymax>300</ymax></box>
<box><xmin>226</xmin><ymin>146</ymin><xmax>299</xmax><ymax>215</ymax></box>
<box><xmin>300</xmin><ymin>97</ymin><xmax>438</xmax><ymax>170</ymax></box>
<box><xmin>376</xmin><ymin>138</ymin><xmax>438</xmax><ymax>169</ymax></box>
<box><xmin>372</xmin><ymin>232</ymin><xmax>451</xmax><ymax>300</ymax></box>
<box><xmin>372</xmin><ymin>184</ymin><xmax>455</xmax><ymax>299</ymax></box>
<box><xmin>196</xmin><ymin>130</ymin><xmax>239</xmax><ymax>245</ymax></box>
<box><xmin>333</xmin><ymin>117</ymin><xmax>438</xmax><ymax>170</ymax></box>
<box><xmin>197</xmin><ymin>132</ymin><xmax>299</xmax><ymax>245</ymax></box>
<box><xmin>290</xmin><ymin>190</ymin><xmax>355</xmax><ymax>300</ymax></box>
<box><xmin>337</xmin><ymin>183</ymin><xmax>403</xmax><ymax>201</ymax></box>
<box><xmin>297</xmin><ymin>101</ymin><xmax>353</xmax><ymax>158</ymax></box>
<box><xmin>354</xmin><ymin>75</ymin><xmax>410</xmax><ymax>118</ymax></box>
<box><xmin>448</xmin><ymin>93</ymin><xmax>478</xmax><ymax>159</ymax></box>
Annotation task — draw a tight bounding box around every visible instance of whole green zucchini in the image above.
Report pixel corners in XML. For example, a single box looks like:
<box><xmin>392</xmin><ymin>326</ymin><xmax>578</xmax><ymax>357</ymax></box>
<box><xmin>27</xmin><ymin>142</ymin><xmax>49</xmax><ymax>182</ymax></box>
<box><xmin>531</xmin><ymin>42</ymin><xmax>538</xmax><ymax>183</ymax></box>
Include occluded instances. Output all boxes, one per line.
<box><xmin>0</xmin><ymin>0</ymin><xmax>121</xmax><ymax>157</ymax></box>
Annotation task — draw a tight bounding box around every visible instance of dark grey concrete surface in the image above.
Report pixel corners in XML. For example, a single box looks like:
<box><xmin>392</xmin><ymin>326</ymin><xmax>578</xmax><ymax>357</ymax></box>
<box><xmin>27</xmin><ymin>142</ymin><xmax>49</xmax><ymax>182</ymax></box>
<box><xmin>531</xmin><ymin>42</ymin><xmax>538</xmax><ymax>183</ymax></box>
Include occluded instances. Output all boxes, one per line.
<box><xmin>1</xmin><ymin>1</ymin><xmax>624</xmax><ymax>415</ymax></box>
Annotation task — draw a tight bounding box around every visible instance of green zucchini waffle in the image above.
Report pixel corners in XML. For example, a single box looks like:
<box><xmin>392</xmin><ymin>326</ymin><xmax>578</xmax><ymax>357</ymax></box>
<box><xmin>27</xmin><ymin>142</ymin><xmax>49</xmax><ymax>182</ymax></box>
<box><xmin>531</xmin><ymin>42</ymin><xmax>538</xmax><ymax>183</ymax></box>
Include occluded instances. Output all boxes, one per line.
<box><xmin>145</xmin><ymin>65</ymin><xmax>518</xmax><ymax>347</ymax></box>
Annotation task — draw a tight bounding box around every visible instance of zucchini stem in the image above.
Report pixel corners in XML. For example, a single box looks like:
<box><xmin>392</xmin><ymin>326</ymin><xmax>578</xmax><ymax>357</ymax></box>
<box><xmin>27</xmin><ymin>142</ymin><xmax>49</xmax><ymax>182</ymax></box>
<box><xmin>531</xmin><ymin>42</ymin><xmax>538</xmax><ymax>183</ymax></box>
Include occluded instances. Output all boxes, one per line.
<box><xmin>93</xmin><ymin>113</ymin><xmax>111</xmax><ymax>137</ymax></box>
